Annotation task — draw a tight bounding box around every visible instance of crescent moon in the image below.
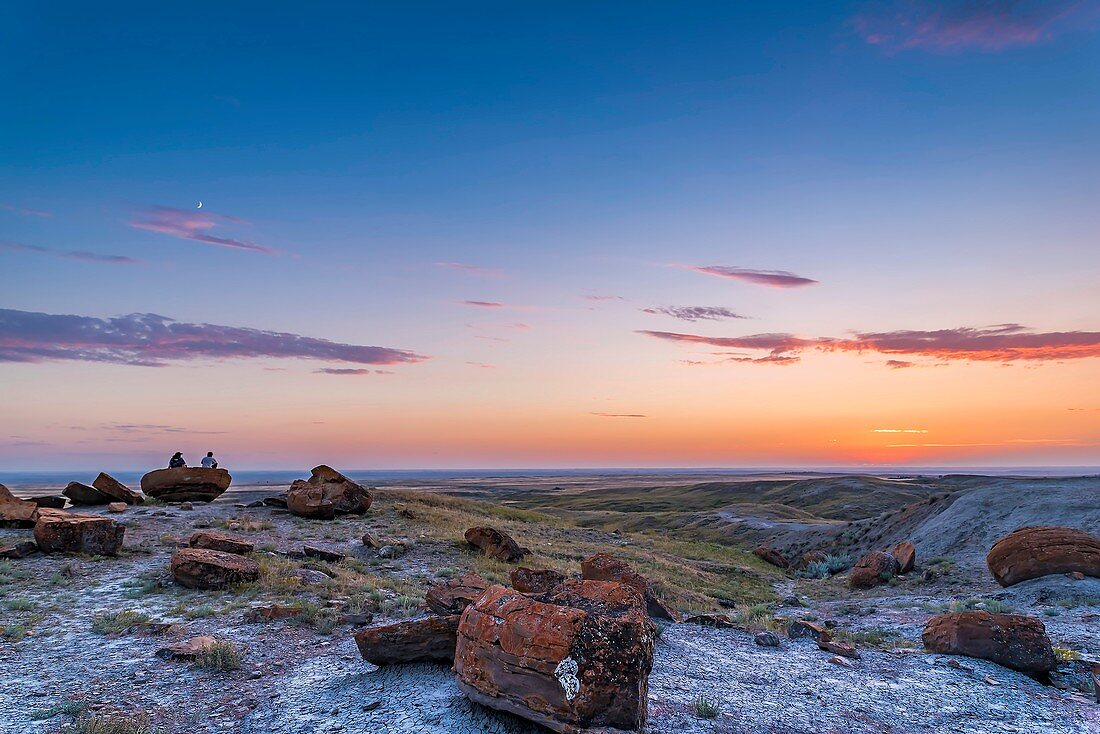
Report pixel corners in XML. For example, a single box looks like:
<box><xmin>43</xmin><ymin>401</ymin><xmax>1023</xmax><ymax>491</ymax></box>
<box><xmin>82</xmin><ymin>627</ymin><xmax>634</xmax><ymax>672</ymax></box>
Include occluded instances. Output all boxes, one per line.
<box><xmin>197</xmin><ymin>201</ymin><xmax>203</xmax><ymax>209</ymax></box>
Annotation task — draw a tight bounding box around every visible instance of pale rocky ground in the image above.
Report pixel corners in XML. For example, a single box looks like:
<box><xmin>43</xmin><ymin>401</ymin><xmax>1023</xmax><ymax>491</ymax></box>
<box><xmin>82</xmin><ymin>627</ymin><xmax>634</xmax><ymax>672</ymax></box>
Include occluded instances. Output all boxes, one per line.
<box><xmin>0</xmin><ymin>476</ymin><xmax>1097</xmax><ymax>734</ymax></box>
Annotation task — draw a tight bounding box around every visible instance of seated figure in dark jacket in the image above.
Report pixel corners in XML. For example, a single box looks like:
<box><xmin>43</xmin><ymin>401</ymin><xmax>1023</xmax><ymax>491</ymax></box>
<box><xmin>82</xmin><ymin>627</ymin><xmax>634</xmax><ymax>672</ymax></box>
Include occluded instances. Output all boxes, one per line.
<box><xmin>168</xmin><ymin>452</ymin><xmax>186</xmax><ymax>468</ymax></box>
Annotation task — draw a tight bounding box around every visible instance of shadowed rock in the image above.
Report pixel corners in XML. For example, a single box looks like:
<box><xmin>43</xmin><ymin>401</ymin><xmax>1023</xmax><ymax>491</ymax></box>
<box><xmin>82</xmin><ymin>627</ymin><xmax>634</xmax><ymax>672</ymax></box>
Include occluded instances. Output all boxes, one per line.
<box><xmin>63</xmin><ymin>481</ymin><xmax>112</xmax><ymax>506</ymax></box>
<box><xmin>891</xmin><ymin>541</ymin><xmax>916</xmax><ymax>574</ymax></box>
<box><xmin>848</xmin><ymin>550</ymin><xmax>900</xmax><ymax>589</ymax></box>
<box><xmin>355</xmin><ymin>615</ymin><xmax>460</xmax><ymax>664</ymax></box>
<box><xmin>753</xmin><ymin>545</ymin><xmax>789</xmax><ymax>569</ymax></box>
<box><xmin>464</xmin><ymin>526</ymin><xmax>527</xmax><ymax>562</ymax></box>
<box><xmin>93</xmin><ymin>472</ymin><xmax>143</xmax><ymax>504</ymax></box>
<box><xmin>142</xmin><ymin>467</ymin><xmax>232</xmax><ymax>503</ymax></box>
<box><xmin>34</xmin><ymin>512</ymin><xmax>124</xmax><ymax>555</ymax></box>
<box><xmin>580</xmin><ymin>552</ymin><xmax>679</xmax><ymax>621</ymax></box>
<box><xmin>986</xmin><ymin>526</ymin><xmax>1100</xmax><ymax>587</ymax></box>
<box><xmin>0</xmin><ymin>541</ymin><xmax>39</xmax><ymax>559</ymax></box>
<box><xmin>25</xmin><ymin>496</ymin><xmax>66</xmax><ymax>510</ymax></box>
<box><xmin>425</xmin><ymin>573</ymin><xmax>491</xmax><ymax>615</ymax></box>
<box><xmin>303</xmin><ymin>544</ymin><xmax>346</xmax><ymax>562</ymax></box>
<box><xmin>511</xmin><ymin>567</ymin><xmax>567</xmax><ymax>594</ymax></box>
<box><xmin>189</xmin><ymin>530</ymin><xmax>255</xmax><ymax>556</ymax></box>
<box><xmin>0</xmin><ymin>483</ymin><xmax>39</xmax><ymax>527</ymax></box>
<box><xmin>286</xmin><ymin>465</ymin><xmax>371</xmax><ymax>520</ymax></box>
<box><xmin>170</xmin><ymin>547</ymin><xmax>259</xmax><ymax>589</ymax></box>
<box><xmin>922</xmin><ymin>611</ymin><xmax>1056</xmax><ymax>673</ymax></box>
<box><xmin>454</xmin><ymin>580</ymin><xmax>655</xmax><ymax>734</ymax></box>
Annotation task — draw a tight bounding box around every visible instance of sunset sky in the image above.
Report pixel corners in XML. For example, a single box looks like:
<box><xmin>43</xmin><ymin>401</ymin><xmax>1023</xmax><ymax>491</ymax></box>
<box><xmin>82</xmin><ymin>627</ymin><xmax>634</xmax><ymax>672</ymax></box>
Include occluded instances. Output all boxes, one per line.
<box><xmin>2</xmin><ymin>2</ymin><xmax>1098</xmax><ymax>471</ymax></box>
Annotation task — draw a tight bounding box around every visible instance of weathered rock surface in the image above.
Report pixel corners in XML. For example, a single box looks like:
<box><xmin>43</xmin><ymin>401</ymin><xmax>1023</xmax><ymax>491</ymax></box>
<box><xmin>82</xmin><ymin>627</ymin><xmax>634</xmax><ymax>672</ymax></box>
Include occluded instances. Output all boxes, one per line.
<box><xmin>25</xmin><ymin>495</ymin><xmax>66</xmax><ymax>510</ymax></box>
<box><xmin>580</xmin><ymin>552</ymin><xmax>679</xmax><ymax>621</ymax></box>
<box><xmin>93</xmin><ymin>472</ymin><xmax>144</xmax><ymax>504</ymax></box>
<box><xmin>170</xmin><ymin>547</ymin><xmax>260</xmax><ymax>589</ymax></box>
<box><xmin>891</xmin><ymin>541</ymin><xmax>916</xmax><ymax>574</ymax></box>
<box><xmin>355</xmin><ymin>615</ymin><xmax>460</xmax><ymax>664</ymax></box>
<box><xmin>286</xmin><ymin>465</ymin><xmax>371</xmax><ymax>520</ymax></box>
<box><xmin>107</xmin><ymin>502</ymin><xmax>127</xmax><ymax>513</ymax></box>
<box><xmin>141</xmin><ymin>467</ymin><xmax>232</xmax><ymax>503</ymax></box>
<box><xmin>454</xmin><ymin>580</ymin><xmax>656</xmax><ymax>734</ymax></box>
<box><xmin>62</xmin><ymin>481</ymin><xmax>112</xmax><ymax>505</ymax></box>
<box><xmin>33</xmin><ymin>512</ymin><xmax>125</xmax><ymax>555</ymax></box>
<box><xmin>511</xmin><ymin>567</ymin><xmax>567</xmax><ymax>594</ymax></box>
<box><xmin>425</xmin><ymin>573</ymin><xmax>491</xmax><ymax>616</ymax></box>
<box><xmin>848</xmin><ymin>550</ymin><xmax>900</xmax><ymax>589</ymax></box>
<box><xmin>464</xmin><ymin>526</ymin><xmax>527</xmax><ymax>562</ymax></box>
<box><xmin>156</xmin><ymin>636</ymin><xmax>219</xmax><ymax>660</ymax></box>
<box><xmin>189</xmin><ymin>530</ymin><xmax>255</xmax><ymax>556</ymax></box>
<box><xmin>303</xmin><ymin>544</ymin><xmax>345</xmax><ymax>562</ymax></box>
<box><xmin>788</xmin><ymin>620</ymin><xmax>826</xmax><ymax>641</ymax></box>
<box><xmin>753</xmin><ymin>545</ymin><xmax>789</xmax><ymax>569</ymax></box>
<box><xmin>986</xmin><ymin>525</ymin><xmax>1100</xmax><ymax>587</ymax></box>
<box><xmin>0</xmin><ymin>483</ymin><xmax>39</xmax><ymax>527</ymax></box>
<box><xmin>922</xmin><ymin>611</ymin><xmax>1057</xmax><ymax>673</ymax></box>
<box><xmin>0</xmin><ymin>541</ymin><xmax>39</xmax><ymax>559</ymax></box>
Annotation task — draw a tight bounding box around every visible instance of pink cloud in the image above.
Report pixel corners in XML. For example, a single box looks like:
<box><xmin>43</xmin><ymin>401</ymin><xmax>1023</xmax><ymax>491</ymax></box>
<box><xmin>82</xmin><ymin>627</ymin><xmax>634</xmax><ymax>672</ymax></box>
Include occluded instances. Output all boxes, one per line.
<box><xmin>641</xmin><ymin>323</ymin><xmax>1100</xmax><ymax>364</ymax></box>
<box><xmin>0</xmin><ymin>308</ymin><xmax>427</xmax><ymax>367</ymax></box>
<box><xmin>1</xmin><ymin>240</ymin><xmax>146</xmax><ymax>266</ymax></box>
<box><xmin>129</xmin><ymin>206</ymin><xmax>275</xmax><ymax>254</ymax></box>
<box><xmin>680</xmin><ymin>265</ymin><xmax>818</xmax><ymax>288</ymax></box>
<box><xmin>852</xmin><ymin>1</ymin><xmax>1091</xmax><ymax>53</ymax></box>
<box><xmin>315</xmin><ymin>368</ymin><xmax>377</xmax><ymax>375</ymax></box>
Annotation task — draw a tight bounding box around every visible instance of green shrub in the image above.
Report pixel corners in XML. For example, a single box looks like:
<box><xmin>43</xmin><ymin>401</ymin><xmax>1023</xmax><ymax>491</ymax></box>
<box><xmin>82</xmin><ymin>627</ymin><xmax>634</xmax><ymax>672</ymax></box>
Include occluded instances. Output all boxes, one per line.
<box><xmin>72</xmin><ymin>712</ymin><xmax>154</xmax><ymax>734</ymax></box>
<box><xmin>91</xmin><ymin>610</ymin><xmax>151</xmax><ymax>635</ymax></box>
<box><xmin>825</xmin><ymin>554</ymin><xmax>852</xmax><ymax>574</ymax></box>
<box><xmin>195</xmin><ymin>641</ymin><xmax>241</xmax><ymax>672</ymax></box>
<box><xmin>797</xmin><ymin>561</ymin><xmax>829</xmax><ymax>579</ymax></box>
<box><xmin>694</xmin><ymin>695</ymin><xmax>720</xmax><ymax>719</ymax></box>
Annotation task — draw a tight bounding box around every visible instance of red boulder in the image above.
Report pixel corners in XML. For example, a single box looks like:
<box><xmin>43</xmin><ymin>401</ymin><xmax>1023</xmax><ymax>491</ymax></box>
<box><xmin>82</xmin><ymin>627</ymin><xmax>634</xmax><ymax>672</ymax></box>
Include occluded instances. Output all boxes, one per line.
<box><xmin>464</xmin><ymin>526</ymin><xmax>527</xmax><ymax>562</ymax></box>
<box><xmin>355</xmin><ymin>615</ymin><xmax>460</xmax><ymax>664</ymax></box>
<box><xmin>848</xmin><ymin>550</ymin><xmax>899</xmax><ymax>589</ymax></box>
<box><xmin>170</xmin><ymin>547</ymin><xmax>260</xmax><ymax>589</ymax></box>
<box><xmin>986</xmin><ymin>526</ymin><xmax>1100</xmax><ymax>587</ymax></box>
<box><xmin>286</xmin><ymin>465</ymin><xmax>371</xmax><ymax>520</ymax></box>
<box><xmin>891</xmin><ymin>541</ymin><xmax>916</xmax><ymax>574</ymax></box>
<box><xmin>753</xmin><ymin>545</ymin><xmax>789</xmax><ymax>569</ymax></box>
<box><xmin>34</xmin><ymin>512</ymin><xmax>124</xmax><ymax>555</ymax></box>
<box><xmin>425</xmin><ymin>573</ymin><xmax>491</xmax><ymax>616</ymax></box>
<box><xmin>580</xmin><ymin>552</ymin><xmax>679</xmax><ymax>621</ymax></box>
<box><xmin>922</xmin><ymin>611</ymin><xmax>1057</xmax><ymax>673</ymax></box>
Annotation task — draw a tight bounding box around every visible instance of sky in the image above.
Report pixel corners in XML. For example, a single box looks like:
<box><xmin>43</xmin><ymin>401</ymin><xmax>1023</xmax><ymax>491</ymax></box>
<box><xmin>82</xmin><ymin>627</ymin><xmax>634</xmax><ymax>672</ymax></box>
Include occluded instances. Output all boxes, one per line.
<box><xmin>1</xmin><ymin>1</ymin><xmax>1098</xmax><ymax>471</ymax></box>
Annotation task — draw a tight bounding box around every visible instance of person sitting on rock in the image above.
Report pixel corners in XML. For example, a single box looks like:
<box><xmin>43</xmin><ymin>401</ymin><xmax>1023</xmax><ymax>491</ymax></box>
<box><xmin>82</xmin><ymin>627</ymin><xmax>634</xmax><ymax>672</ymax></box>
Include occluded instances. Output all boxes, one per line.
<box><xmin>201</xmin><ymin>451</ymin><xmax>219</xmax><ymax>469</ymax></box>
<box><xmin>168</xmin><ymin>452</ymin><xmax>186</xmax><ymax>468</ymax></box>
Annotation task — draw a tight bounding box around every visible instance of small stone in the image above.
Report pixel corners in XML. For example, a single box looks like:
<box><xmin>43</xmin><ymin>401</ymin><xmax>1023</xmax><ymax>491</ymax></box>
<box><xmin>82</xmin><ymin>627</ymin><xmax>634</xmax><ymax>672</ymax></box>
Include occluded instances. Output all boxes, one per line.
<box><xmin>180</xmin><ymin>502</ymin><xmax>194</xmax><ymax>511</ymax></box>
<box><xmin>754</xmin><ymin>631</ymin><xmax>781</xmax><ymax>647</ymax></box>
<box><xmin>107</xmin><ymin>502</ymin><xmax>128</xmax><ymax>513</ymax></box>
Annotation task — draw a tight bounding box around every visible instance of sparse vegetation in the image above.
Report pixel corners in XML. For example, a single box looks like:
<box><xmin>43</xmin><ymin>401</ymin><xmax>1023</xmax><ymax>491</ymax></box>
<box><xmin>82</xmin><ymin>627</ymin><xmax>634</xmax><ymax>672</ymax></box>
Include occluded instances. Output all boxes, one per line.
<box><xmin>194</xmin><ymin>640</ymin><xmax>242</xmax><ymax>672</ymax></box>
<box><xmin>91</xmin><ymin>610</ymin><xmax>152</xmax><ymax>635</ymax></box>
<box><xmin>694</xmin><ymin>694</ymin><xmax>720</xmax><ymax>719</ymax></box>
<box><xmin>71</xmin><ymin>712</ymin><xmax>155</xmax><ymax>734</ymax></box>
<box><xmin>30</xmin><ymin>700</ymin><xmax>86</xmax><ymax>720</ymax></box>
<box><xmin>797</xmin><ymin>561</ymin><xmax>830</xmax><ymax>579</ymax></box>
<box><xmin>825</xmin><ymin>554</ymin><xmax>852</xmax><ymax>574</ymax></box>
<box><xmin>1053</xmin><ymin>646</ymin><xmax>1080</xmax><ymax>662</ymax></box>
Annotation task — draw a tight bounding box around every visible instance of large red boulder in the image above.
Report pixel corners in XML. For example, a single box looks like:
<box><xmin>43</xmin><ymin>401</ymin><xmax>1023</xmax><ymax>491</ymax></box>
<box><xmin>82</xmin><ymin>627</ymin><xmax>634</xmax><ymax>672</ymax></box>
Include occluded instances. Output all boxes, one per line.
<box><xmin>891</xmin><ymin>541</ymin><xmax>916</xmax><ymax>574</ymax></box>
<box><xmin>425</xmin><ymin>573</ymin><xmax>491</xmax><ymax>616</ymax></box>
<box><xmin>0</xmin><ymin>483</ymin><xmax>39</xmax><ymax>528</ymax></box>
<box><xmin>511</xmin><ymin>567</ymin><xmax>567</xmax><ymax>594</ymax></box>
<box><xmin>848</xmin><ymin>550</ymin><xmax>900</xmax><ymax>589</ymax></box>
<box><xmin>170</xmin><ymin>547</ymin><xmax>259</xmax><ymax>589</ymax></box>
<box><xmin>355</xmin><ymin>615</ymin><xmax>460</xmax><ymax>664</ymax></box>
<box><xmin>286</xmin><ymin>465</ymin><xmax>371</xmax><ymax>520</ymax></box>
<box><xmin>580</xmin><ymin>552</ymin><xmax>678</xmax><ymax>621</ymax></box>
<box><xmin>33</xmin><ymin>512</ymin><xmax>124</xmax><ymax>555</ymax></box>
<box><xmin>92</xmin><ymin>472</ymin><xmax>143</xmax><ymax>504</ymax></box>
<box><xmin>455</xmin><ymin>580</ymin><xmax>655</xmax><ymax>734</ymax></box>
<box><xmin>62</xmin><ymin>481</ymin><xmax>111</xmax><ymax>505</ymax></box>
<box><xmin>141</xmin><ymin>467</ymin><xmax>232</xmax><ymax>503</ymax></box>
<box><xmin>986</xmin><ymin>526</ymin><xmax>1100</xmax><ymax>587</ymax></box>
<box><xmin>753</xmin><ymin>545</ymin><xmax>789</xmax><ymax>569</ymax></box>
<box><xmin>464</xmin><ymin>526</ymin><xmax>527</xmax><ymax>562</ymax></box>
<box><xmin>922</xmin><ymin>611</ymin><xmax>1057</xmax><ymax>673</ymax></box>
<box><xmin>189</xmin><ymin>530</ymin><xmax>254</xmax><ymax>556</ymax></box>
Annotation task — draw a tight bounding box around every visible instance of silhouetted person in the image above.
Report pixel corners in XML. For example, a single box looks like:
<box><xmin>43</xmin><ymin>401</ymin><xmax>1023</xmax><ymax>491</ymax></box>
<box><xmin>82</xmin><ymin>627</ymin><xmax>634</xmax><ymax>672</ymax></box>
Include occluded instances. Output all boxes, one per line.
<box><xmin>168</xmin><ymin>452</ymin><xmax>186</xmax><ymax>468</ymax></box>
<box><xmin>201</xmin><ymin>451</ymin><xmax>219</xmax><ymax>469</ymax></box>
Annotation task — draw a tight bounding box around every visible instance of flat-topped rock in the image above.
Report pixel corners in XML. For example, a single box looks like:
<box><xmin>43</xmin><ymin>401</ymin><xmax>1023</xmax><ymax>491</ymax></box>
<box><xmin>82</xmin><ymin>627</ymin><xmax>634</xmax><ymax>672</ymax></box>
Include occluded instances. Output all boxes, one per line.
<box><xmin>170</xmin><ymin>547</ymin><xmax>259</xmax><ymax>589</ymax></box>
<box><xmin>34</xmin><ymin>512</ymin><xmax>124</xmax><ymax>555</ymax></box>
<box><xmin>922</xmin><ymin>611</ymin><xmax>1057</xmax><ymax>673</ymax></box>
<box><xmin>189</xmin><ymin>530</ymin><xmax>254</xmax><ymax>556</ymax></box>
<box><xmin>141</xmin><ymin>467</ymin><xmax>232</xmax><ymax>503</ymax></box>
<box><xmin>355</xmin><ymin>616</ymin><xmax>461</xmax><ymax>664</ymax></box>
<box><xmin>93</xmin><ymin>472</ymin><xmax>143</xmax><ymax>504</ymax></box>
<box><xmin>0</xmin><ymin>483</ymin><xmax>39</xmax><ymax>527</ymax></box>
<box><xmin>62</xmin><ymin>481</ymin><xmax>112</xmax><ymax>505</ymax></box>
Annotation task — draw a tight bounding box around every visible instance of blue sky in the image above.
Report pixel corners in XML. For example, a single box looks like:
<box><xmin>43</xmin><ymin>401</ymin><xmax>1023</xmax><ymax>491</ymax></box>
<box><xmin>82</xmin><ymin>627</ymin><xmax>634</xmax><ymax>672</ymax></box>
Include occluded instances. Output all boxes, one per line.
<box><xmin>2</xmin><ymin>2</ymin><xmax>1098</xmax><ymax>470</ymax></box>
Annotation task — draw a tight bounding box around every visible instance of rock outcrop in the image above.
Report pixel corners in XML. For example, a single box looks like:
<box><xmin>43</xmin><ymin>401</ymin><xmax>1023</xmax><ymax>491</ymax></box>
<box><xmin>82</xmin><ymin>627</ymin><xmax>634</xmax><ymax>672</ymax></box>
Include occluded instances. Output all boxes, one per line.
<box><xmin>355</xmin><ymin>616</ymin><xmax>460</xmax><ymax>664</ymax></box>
<box><xmin>579</xmin><ymin>552</ymin><xmax>678</xmax><ymax>621</ymax></box>
<box><xmin>511</xmin><ymin>567</ymin><xmax>567</xmax><ymax>594</ymax></box>
<box><xmin>170</xmin><ymin>547</ymin><xmax>260</xmax><ymax>589</ymax></box>
<box><xmin>454</xmin><ymin>580</ymin><xmax>655</xmax><ymax>734</ymax></box>
<box><xmin>92</xmin><ymin>472</ymin><xmax>143</xmax><ymax>504</ymax></box>
<box><xmin>753</xmin><ymin>545</ymin><xmax>789</xmax><ymax>569</ymax></box>
<box><xmin>34</xmin><ymin>512</ymin><xmax>124</xmax><ymax>555</ymax></box>
<box><xmin>141</xmin><ymin>467</ymin><xmax>232</xmax><ymax>503</ymax></box>
<box><xmin>425</xmin><ymin>573</ymin><xmax>491</xmax><ymax>616</ymax></box>
<box><xmin>0</xmin><ymin>483</ymin><xmax>39</xmax><ymax>527</ymax></box>
<box><xmin>464</xmin><ymin>526</ymin><xmax>527</xmax><ymax>562</ymax></box>
<box><xmin>986</xmin><ymin>526</ymin><xmax>1100</xmax><ymax>587</ymax></box>
<box><xmin>286</xmin><ymin>465</ymin><xmax>371</xmax><ymax>520</ymax></box>
<box><xmin>922</xmin><ymin>611</ymin><xmax>1057</xmax><ymax>673</ymax></box>
<box><xmin>189</xmin><ymin>530</ymin><xmax>255</xmax><ymax>556</ymax></box>
<box><xmin>891</xmin><ymin>541</ymin><xmax>916</xmax><ymax>574</ymax></box>
<box><xmin>848</xmin><ymin>550</ymin><xmax>900</xmax><ymax>589</ymax></box>
<box><xmin>62</xmin><ymin>481</ymin><xmax>111</xmax><ymax>505</ymax></box>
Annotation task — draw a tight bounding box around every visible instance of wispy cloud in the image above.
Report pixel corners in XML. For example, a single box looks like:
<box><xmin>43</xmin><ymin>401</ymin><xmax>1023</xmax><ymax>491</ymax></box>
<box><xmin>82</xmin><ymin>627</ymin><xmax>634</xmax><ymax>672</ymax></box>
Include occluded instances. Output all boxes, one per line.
<box><xmin>1</xmin><ymin>203</ymin><xmax>51</xmax><ymax>218</ymax></box>
<box><xmin>643</xmin><ymin>306</ymin><xmax>748</xmax><ymax>322</ymax></box>
<box><xmin>466</xmin><ymin>362</ymin><xmax>497</xmax><ymax>369</ymax></box>
<box><xmin>101</xmin><ymin>423</ymin><xmax>227</xmax><ymax>435</ymax></box>
<box><xmin>885</xmin><ymin>359</ymin><xmax>915</xmax><ymax>369</ymax></box>
<box><xmin>591</xmin><ymin>412</ymin><xmax>647</xmax><ymax>418</ymax></box>
<box><xmin>314</xmin><ymin>368</ymin><xmax>379</xmax><ymax>375</ymax></box>
<box><xmin>581</xmin><ymin>294</ymin><xmax>625</xmax><ymax>302</ymax></box>
<box><xmin>435</xmin><ymin>262</ymin><xmax>506</xmax><ymax>278</ymax></box>
<box><xmin>872</xmin><ymin>428</ymin><xmax>929</xmax><ymax>433</ymax></box>
<box><xmin>458</xmin><ymin>300</ymin><xmax>506</xmax><ymax>308</ymax></box>
<box><xmin>1</xmin><ymin>240</ymin><xmax>145</xmax><ymax>266</ymax></box>
<box><xmin>0</xmin><ymin>308</ymin><xmax>428</xmax><ymax>367</ymax></box>
<box><xmin>129</xmin><ymin>206</ymin><xmax>275</xmax><ymax>255</ymax></box>
<box><xmin>640</xmin><ymin>324</ymin><xmax>1100</xmax><ymax>364</ymax></box>
<box><xmin>679</xmin><ymin>265</ymin><xmax>818</xmax><ymax>288</ymax></box>
<box><xmin>851</xmin><ymin>0</ymin><xmax>1091</xmax><ymax>52</ymax></box>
